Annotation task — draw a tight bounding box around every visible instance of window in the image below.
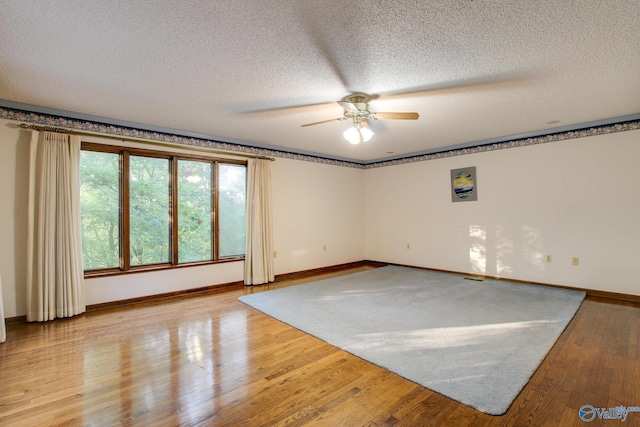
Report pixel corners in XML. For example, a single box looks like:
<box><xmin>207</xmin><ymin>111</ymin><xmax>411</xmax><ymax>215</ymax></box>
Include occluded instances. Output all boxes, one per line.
<box><xmin>80</xmin><ymin>150</ymin><xmax>120</xmax><ymax>270</ymax></box>
<box><xmin>218</xmin><ymin>164</ymin><xmax>247</xmax><ymax>257</ymax></box>
<box><xmin>129</xmin><ymin>155</ymin><xmax>171</xmax><ymax>266</ymax></box>
<box><xmin>177</xmin><ymin>159</ymin><xmax>213</xmax><ymax>263</ymax></box>
<box><xmin>79</xmin><ymin>143</ymin><xmax>246</xmax><ymax>275</ymax></box>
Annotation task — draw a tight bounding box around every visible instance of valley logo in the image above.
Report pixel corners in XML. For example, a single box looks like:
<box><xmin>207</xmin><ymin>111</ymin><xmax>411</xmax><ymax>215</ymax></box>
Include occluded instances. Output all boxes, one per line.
<box><xmin>579</xmin><ymin>404</ymin><xmax>640</xmax><ymax>422</ymax></box>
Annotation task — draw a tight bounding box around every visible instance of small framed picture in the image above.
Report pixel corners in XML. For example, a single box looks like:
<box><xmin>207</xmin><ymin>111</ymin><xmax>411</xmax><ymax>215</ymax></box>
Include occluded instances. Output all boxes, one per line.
<box><xmin>451</xmin><ymin>167</ymin><xmax>477</xmax><ymax>202</ymax></box>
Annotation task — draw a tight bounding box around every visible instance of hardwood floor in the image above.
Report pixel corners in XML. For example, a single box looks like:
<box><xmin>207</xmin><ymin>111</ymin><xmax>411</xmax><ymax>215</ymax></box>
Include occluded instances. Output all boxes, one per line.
<box><xmin>0</xmin><ymin>266</ymin><xmax>638</xmax><ymax>426</ymax></box>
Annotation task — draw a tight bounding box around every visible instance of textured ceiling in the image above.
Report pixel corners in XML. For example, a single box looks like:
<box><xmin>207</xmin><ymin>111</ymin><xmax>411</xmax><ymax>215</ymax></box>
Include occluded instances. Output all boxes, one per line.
<box><xmin>1</xmin><ymin>1</ymin><xmax>639</xmax><ymax>163</ymax></box>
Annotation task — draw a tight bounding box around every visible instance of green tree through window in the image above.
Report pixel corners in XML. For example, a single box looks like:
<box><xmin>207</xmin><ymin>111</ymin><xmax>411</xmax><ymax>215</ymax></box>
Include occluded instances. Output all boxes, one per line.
<box><xmin>129</xmin><ymin>156</ymin><xmax>170</xmax><ymax>266</ymax></box>
<box><xmin>178</xmin><ymin>160</ymin><xmax>212</xmax><ymax>262</ymax></box>
<box><xmin>80</xmin><ymin>150</ymin><xmax>120</xmax><ymax>270</ymax></box>
<box><xmin>219</xmin><ymin>164</ymin><xmax>246</xmax><ymax>257</ymax></box>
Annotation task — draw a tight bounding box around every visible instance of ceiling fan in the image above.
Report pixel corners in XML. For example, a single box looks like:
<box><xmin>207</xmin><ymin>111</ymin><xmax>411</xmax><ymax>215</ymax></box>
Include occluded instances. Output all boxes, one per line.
<box><xmin>301</xmin><ymin>94</ymin><xmax>419</xmax><ymax>144</ymax></box>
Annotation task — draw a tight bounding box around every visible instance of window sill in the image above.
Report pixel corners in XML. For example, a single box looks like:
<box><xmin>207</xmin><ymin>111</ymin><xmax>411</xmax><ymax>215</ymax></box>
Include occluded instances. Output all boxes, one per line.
<box><xmin>84</xmin><ymin>257</ymin><xmax>245</xmax><ymax>279</ymax></box>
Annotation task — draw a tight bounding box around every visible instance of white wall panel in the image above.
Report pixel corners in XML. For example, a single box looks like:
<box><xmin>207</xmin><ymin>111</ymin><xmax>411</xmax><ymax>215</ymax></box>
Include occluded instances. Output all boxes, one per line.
<box><xmin>271</xmin><ymin>158</ymin><xmax>365</xmax><ymax>274</ymax></box>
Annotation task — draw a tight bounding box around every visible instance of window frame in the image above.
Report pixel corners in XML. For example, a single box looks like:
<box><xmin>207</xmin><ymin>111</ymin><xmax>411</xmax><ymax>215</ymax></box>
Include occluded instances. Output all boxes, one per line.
<box><xmin>81</xmin><ymin>142</ymin><xmax>246</xmax><ymax>278</ymax></box>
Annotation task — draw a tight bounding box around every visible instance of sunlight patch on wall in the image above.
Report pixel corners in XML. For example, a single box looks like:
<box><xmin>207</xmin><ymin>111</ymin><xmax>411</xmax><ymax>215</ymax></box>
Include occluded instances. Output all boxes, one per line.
<box><xmin>292</xmin><ymin>249</ymin><xmax>310</xmax><ymax>257</ymax></box>
<box><xmin>469</xmin><ymin>224</ymin><xmax>486</xmax><ymax>274</ymax></box>
<box><xmin>522</xmin><ymin>225</ymin><xmax>545</xmax><ymax>272</ymax></box>
<box><xmin>495</xmin><ymin>226</ymin><xmax>514</xmax><ymax>275</ymax></box>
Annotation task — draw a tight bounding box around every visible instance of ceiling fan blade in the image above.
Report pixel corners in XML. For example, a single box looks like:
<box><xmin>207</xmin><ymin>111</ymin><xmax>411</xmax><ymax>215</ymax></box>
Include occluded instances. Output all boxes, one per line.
<box><xmin>371</xmin><ymin>112</ymin><xmax>419</xmax><ymax>120</ymax></box>
<box><xmin>337</xmin><ymin>101</ymin><xmax>359</xmax><ymax>112</ymax></box>
<box><xmin>301</xmin><ymin>118</ymin><xmax>345</xmax><ymax>127</ymax></box>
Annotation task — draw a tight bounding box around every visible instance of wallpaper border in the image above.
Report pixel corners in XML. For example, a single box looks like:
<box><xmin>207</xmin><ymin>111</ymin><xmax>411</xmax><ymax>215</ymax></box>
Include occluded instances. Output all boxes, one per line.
<box><xmin>366</xmin><ymin>119</ymin><xmax>640</xmax><ymax>169</ymax></box>
<box><xmin>0</xmin><ymin>106</ymin><xmax>364</xmax><ymax>169</ymax></box>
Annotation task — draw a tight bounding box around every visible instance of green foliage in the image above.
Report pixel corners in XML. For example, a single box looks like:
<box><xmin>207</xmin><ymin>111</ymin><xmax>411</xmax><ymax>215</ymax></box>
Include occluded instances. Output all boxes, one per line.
<box><xmin>80</xmin><ymin>151</ymin><xmax>120</xmax><ymax>270</ymax></box>
<box><xmin>178</xmin><ymin>160</ymin><xmax>212</xmax><ymax>262</ymax></box>
<box><xmin>219</xmin><ymin>164</ymin><xmax>246</xmax><ymax>257</ymax></box>
<box><xmin>129</xmin><ymin>156</ymin><xmax>170</xmax><ymax>266</ymax></box>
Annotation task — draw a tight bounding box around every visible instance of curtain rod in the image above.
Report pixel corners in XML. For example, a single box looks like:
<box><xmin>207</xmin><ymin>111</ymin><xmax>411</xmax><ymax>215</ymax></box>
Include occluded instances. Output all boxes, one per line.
<box><xmin>17</xmin><ymin>123</ymin><xmax>276</xmax><ymax>161</ymax></box>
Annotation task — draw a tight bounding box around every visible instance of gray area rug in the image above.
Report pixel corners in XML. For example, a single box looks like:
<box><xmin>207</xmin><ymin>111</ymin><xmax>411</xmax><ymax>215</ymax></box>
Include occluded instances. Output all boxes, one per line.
<box><xmin>238</xmin><ymin>265</ymin><xmax>585</xmax><ymax>415</ymax></box>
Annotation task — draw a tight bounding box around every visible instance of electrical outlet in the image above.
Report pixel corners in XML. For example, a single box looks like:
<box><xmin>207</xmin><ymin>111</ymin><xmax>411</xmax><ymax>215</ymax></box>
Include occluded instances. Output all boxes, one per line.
<box><xmin>572</xmin><ymin>257</ymin><xmax>579</xmax><ymax>266</ymax></box>
<box><xmin>546</xmin><ymin>255</ymin><xmax>552</xmax><ymax>263</ymax></box>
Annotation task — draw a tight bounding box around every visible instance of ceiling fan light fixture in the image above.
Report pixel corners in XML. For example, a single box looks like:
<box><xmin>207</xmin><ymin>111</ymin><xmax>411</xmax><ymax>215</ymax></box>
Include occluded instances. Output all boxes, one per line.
<box><xmin>343</xmin><ymin>120</ymin><xmax>374</xmax><ymax>145</ymax></box>
<box><xmin>343</xmin><ymin>126</ymin><xmax>361</xmax><ymax>144</ymax></box>
<box><xmin>360</xmin><ymin>126</ymin><xmax>374</xmax><ymax>142</ymax></box>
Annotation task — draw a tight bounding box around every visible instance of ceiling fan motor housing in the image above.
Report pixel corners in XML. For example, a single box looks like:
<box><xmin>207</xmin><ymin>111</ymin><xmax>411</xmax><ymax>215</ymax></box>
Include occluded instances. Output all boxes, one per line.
<box><xmin>344</xmin><ymin>96</ymin><xmax>371</xmax><ymax>122</ymax></box>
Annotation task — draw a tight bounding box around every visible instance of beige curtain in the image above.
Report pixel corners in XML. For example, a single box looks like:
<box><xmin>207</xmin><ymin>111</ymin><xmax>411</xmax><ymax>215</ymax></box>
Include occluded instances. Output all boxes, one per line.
<box><xmin>244</xmin><ymin>159</ymin><xmax>274</xmax><ymax>285</ymax></box>
<box><xmin>26</xmin><ymin>131</ymin><xmax>85</xmax><ymax>322</ymax></box>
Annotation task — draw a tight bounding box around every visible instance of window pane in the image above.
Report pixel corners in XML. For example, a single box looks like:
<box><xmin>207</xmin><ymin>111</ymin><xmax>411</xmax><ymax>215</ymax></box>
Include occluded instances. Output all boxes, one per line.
<box><xmin>129</xmin><ymin>156</ymin><xmax>170</xmax><ymax>266</ymax></box>
<box><xmin>178</xmin><ymin>160</ymin><xmax>212</xmax><ymax>263</ymax></box>
<box><xmin>80</xmin><ymin>151</ymin><xmax>121</xmax><ymax>270</ymax></box>
<box><xmin>218</xmin><ymin>164</ymin><xmax>246</xmax><ymax>257</ymax></box>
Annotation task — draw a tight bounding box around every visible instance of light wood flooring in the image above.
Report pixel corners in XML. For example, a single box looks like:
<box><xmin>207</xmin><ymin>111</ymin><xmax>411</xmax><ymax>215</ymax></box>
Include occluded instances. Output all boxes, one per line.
<box><xmin>0</xmin><ymin>266</ymin><xmax>638</xmax><ymax>426</ymax></box>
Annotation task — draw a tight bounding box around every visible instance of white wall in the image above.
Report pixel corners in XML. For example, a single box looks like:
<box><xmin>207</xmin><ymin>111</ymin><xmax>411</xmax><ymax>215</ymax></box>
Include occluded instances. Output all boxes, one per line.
<box><xmin>365</xmin><ymin>129</ymin><xmax>640</xmax><ymax>296</ymax></box>
<box><xmin>272</xmin><ymin>157</ymin><xmax>365</xmax><ymax>274</ymax></box>
<box><xmin>0</xmin><ymin>121</ymin><xmax>30</xmax><ymax>319</ymax></box>
<box><xmin>0</xmin><ymin>119</ymin><xmax>365</xmax><ymax>317</ymax></box>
